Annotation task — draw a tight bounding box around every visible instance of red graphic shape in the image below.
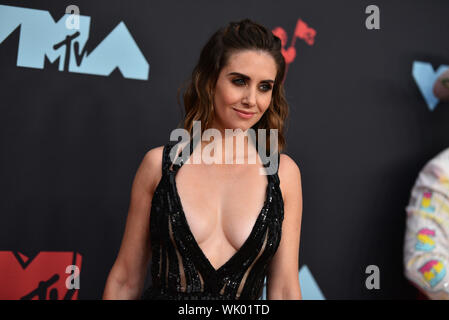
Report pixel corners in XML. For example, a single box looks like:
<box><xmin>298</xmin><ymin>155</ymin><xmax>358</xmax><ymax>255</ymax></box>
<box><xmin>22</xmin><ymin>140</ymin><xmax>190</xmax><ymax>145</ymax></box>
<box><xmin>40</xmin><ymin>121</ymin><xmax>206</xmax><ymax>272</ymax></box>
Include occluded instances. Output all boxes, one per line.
<box><xmin>272</xmin><ymin>18</ymin><xmax>316</xmax><ymax>82</ymax></box>
<box><xmin>294</xmin><ymin>19</ymin><xmax>316</xmax><ymax>46</ymax></box>
<box><xmin>0</xmin><ymin>251</ymin><xmax>82</xmax><ymax>300</ymax></box>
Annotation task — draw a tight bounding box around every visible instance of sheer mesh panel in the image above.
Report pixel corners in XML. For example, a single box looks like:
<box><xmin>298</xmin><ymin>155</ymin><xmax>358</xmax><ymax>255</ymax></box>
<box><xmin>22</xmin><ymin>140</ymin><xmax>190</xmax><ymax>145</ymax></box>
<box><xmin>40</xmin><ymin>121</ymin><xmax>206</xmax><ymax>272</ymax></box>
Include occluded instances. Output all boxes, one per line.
<box><xmin>198</xmin><ymin>271</ymin><xmax>205</xmax><ymax>292</ymax></box>
<box><xmin>165</xmin><ymin>250</ymin><xmax>169</xmax><ymax>285</ymax></box>
<box><xmin>159</xmin><ymin>244</ymin><xmax>162</xmax><ymax>279</ymax></box>
<box><xmin>168</xmin><ymin>213</ymin><xmax>187</xmax><ymax>292</ymax></box>
<box><xmin>236</xmin><ymin>227</ymin><xmax>269</xmax><ymax>298</ymax></box>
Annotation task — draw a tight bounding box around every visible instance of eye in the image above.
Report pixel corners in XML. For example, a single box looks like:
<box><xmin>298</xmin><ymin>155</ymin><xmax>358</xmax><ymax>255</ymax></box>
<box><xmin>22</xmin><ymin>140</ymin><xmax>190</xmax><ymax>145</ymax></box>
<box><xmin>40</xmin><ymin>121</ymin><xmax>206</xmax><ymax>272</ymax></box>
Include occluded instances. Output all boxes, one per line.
<box><xmin>232</xmin><ymin>78</ymin><xmax>246</xmax><ymax>86</ymax></box>
<box><xmin>232</xmin><ymin>78</ymin><xmax>273</xmax><ymax>92</ymax></box>
<box><xmin>260</xmin><ymin>84</ymin><xmax>272</xmax><ymax>92</ymax></box>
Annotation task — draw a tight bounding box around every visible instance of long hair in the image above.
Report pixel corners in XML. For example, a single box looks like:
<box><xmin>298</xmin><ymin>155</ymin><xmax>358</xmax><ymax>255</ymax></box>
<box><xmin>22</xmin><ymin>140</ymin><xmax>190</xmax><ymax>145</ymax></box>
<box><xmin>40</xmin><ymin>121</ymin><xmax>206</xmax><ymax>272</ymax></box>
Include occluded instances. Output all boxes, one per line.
<box><xmin>177</xmin><ymin>18</ymin><xmax>289</xmax><ymax>153</ymax></box>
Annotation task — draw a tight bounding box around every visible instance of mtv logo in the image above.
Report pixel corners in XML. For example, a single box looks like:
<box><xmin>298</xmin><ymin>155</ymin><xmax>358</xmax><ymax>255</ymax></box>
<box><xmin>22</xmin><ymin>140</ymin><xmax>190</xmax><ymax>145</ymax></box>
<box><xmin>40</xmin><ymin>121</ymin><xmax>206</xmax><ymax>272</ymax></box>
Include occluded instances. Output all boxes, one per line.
<box><xmin>0</xmin><ymin>251</ymin><xmax>82</xmax><ymax>300</ymax></box>
<box><xmin>0</xmin><ymin>4</ymin><xmax>149</xmax><ymax>80</ymax></box>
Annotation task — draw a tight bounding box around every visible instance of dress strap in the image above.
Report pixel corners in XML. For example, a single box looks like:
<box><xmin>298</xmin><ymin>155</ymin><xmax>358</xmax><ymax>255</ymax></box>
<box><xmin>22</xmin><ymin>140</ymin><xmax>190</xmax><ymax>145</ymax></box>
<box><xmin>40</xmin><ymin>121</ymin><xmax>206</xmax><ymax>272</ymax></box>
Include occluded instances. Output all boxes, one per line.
<box><xmin>273</xmin><ymin>151</ymin><xmax>281</xmax><ymax>185</ymax></box>
<box><xmin>162</xmin><ymin>136</ymin><xmax>197</xmax><ymax>174</ymax></box>
<box><xmin>161</xmin><ymin>141</ymin><xmax>176</xmax><ymax>174</ymax></box>
<box><xmin>257</xmin><ymin>139</ymin><xmax>281</xmax><ymax>183</ymax></box>
<box><xmin>263</xmin><ymin>151</ymin><xmax>281</xmax><ymax>185</ymax></box>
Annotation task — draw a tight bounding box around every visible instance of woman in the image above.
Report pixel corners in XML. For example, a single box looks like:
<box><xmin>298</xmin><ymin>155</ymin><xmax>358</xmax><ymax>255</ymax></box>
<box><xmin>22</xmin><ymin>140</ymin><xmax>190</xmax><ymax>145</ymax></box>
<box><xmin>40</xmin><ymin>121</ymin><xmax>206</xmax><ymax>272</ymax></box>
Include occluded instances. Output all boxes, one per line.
<box><xmin>103</xmin><ymin>19</ymin><xmax>303</xmax><ymax>300</ymax></box>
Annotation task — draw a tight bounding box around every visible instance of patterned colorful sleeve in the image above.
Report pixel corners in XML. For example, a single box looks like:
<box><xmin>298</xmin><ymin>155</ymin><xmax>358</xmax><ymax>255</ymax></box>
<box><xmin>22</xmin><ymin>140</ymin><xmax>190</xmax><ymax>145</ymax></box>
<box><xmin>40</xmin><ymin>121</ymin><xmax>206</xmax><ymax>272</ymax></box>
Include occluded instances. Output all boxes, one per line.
<box><xmin>403</xmin><ymin>148</ymin><xmax>449</xmax><ymax>299</ymax></box>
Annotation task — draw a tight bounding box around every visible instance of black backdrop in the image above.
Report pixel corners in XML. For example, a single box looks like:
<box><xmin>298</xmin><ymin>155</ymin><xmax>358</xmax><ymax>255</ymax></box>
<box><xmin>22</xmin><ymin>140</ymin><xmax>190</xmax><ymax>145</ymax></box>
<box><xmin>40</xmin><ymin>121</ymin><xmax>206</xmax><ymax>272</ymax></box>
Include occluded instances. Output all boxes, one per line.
<box><xmin>0</xmin><ymin>0</ymin><xmax>448</xmax><ymax>299</ymax></box>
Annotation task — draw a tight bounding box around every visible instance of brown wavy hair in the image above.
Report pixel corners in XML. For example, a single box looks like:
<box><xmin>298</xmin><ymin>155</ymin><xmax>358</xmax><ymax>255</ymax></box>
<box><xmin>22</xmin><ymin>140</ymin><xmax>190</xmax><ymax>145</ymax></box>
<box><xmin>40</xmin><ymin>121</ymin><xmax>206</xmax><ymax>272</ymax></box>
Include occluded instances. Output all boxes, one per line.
<box><xmin>176</xmin><ymin>18</ymin><xmax>289</xmax><ymax>153</ymax></box>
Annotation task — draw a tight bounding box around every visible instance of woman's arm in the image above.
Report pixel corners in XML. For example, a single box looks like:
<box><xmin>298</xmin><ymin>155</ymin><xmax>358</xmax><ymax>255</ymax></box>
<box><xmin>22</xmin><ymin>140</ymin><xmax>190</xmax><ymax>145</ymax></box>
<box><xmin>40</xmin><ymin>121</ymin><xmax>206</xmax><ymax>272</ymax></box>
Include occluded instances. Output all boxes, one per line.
<box><xmin>266</xmin><ymin>153</ymin><xmax>303</xmax><ymax>300</ymax></box>
<box><xmin>102</xmin><ymin>146</ymin><xmax>163</xmax><ymax>300</ymax></box>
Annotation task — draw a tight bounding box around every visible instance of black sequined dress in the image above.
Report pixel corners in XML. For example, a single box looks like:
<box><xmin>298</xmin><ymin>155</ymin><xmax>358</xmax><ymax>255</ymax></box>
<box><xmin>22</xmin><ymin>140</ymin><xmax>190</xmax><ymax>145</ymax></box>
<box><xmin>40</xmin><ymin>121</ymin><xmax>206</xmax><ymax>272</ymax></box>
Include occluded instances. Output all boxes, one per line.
<box><xmin>141</xmin><ymin>138</ymin><xmax>284</xmax><ymax>300</ymax></box>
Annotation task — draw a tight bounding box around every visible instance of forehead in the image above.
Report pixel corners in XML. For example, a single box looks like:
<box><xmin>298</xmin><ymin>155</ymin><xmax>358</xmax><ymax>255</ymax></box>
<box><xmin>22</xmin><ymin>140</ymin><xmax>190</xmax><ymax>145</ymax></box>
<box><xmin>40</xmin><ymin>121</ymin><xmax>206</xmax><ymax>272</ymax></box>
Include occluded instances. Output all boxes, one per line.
<box><xmin>223</xmin><ymin>50</ymin><xmax>277</xmax><ymax>79</ymax></box>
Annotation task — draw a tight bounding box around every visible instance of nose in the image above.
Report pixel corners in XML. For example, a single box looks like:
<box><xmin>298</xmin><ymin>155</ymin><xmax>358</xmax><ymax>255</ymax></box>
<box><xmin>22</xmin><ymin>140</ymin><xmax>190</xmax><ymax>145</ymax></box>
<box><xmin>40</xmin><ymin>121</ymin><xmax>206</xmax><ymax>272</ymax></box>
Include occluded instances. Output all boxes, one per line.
<box><xmin>243</xmin><ymin>85</ymin><xmax>257</xmax><ymax>108</ymax></box>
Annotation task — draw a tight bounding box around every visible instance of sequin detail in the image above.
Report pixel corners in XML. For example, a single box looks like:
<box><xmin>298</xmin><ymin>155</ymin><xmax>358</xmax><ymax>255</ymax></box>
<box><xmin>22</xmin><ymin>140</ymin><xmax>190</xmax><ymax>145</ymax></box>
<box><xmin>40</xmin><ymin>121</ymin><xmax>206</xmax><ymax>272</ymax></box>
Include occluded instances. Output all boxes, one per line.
<box><xmin>141</xmin><ymin>139</ymin><xmax>284</xmax><ymax>300</ymax></box>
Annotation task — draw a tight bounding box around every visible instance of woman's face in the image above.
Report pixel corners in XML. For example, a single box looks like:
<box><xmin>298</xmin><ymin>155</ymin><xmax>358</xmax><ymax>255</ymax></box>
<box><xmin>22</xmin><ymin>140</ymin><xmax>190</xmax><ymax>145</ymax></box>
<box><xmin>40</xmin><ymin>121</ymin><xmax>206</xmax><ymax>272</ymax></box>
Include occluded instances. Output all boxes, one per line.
<box><xmin>211</xmin><ymin>49</ymin><xmax>277</xmax><ymax>133</ymax></box>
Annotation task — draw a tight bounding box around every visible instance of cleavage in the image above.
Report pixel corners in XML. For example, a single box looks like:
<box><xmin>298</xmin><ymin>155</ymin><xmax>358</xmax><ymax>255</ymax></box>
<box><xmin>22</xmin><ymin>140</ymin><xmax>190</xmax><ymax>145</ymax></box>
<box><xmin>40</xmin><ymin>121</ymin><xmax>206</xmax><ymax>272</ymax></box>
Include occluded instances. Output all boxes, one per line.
<box><xmin>175</xmin><ymin>162</ymin><xmax>268</xmax><ymax>256</ymax></box>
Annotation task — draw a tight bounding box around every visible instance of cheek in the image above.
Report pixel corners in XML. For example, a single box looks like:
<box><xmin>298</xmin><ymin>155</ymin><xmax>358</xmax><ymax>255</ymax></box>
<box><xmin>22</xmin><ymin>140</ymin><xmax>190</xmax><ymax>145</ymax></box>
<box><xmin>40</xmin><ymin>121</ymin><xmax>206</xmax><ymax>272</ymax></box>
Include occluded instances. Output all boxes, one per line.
<box><xmin>261</xmin><ymin>95</ymin><xmax>272</xmax><ymax>108</ymax></box>
<box><xmin>215</xmin><ymin>83</ymin><xmax>242</xmax><ymax>107</ymax></box>
<box><xmin>258</xmin><ymin>95</ymin><xmax>272</xmax><ymax>113</ymax></box>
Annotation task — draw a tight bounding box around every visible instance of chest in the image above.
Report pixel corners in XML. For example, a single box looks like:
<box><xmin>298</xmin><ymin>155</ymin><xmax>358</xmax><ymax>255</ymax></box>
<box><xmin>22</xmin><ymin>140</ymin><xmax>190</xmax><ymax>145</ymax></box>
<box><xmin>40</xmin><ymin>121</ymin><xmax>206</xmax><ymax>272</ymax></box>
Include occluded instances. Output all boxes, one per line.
<box><xmin>174</xmin><ymin>162</ymin><xmax>269</xmax><ymax>251</ymax></box>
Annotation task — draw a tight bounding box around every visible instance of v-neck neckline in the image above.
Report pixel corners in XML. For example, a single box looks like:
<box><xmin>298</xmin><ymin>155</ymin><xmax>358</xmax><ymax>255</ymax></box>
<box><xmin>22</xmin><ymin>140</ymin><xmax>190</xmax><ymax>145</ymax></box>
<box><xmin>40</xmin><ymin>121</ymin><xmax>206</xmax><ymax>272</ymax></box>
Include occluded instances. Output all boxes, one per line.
<box><xmin>167</xmin><ymin>140</ymin><xmax>273</xmax><ymax>276</ymax></box>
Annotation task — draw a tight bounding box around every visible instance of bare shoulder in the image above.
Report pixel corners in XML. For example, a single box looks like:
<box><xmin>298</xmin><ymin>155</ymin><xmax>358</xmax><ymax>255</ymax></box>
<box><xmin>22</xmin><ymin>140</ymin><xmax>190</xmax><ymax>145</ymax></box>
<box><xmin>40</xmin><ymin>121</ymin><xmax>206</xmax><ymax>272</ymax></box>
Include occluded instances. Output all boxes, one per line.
<box><xmin>144</xmin><ymin>145</ymin><xmax>164</xmax><ymax>165</ymax></box>
<box><xmin>278</xmin><ymin>153</ymin><xmax>301</xmax><ymax>182</ymax></box>
<box><xmin>278</xmin><ymin>153</ymin><xmax>302</xmax><ymax>204</ymax></box>
<box><xmin>139</xmin><ymin>145</ymin><xmax>165</xmax><ymax>194</ymax></box>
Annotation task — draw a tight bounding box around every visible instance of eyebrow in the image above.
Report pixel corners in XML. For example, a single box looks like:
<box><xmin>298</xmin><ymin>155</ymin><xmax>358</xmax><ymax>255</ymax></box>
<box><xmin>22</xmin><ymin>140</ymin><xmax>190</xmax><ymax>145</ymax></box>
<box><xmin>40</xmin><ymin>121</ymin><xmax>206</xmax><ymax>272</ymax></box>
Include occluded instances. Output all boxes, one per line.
<box><xmin>227</xmin><ymin>72</ymin><xmax>274</xmax><ymax>84</ymax></box>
